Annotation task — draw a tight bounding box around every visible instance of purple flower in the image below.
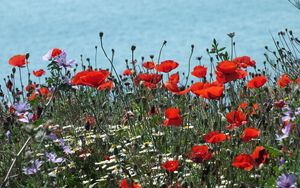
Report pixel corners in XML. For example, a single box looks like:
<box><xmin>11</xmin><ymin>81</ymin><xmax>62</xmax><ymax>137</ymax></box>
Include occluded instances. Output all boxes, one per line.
<box><xmin>18</xmin><ymin>112</ymin><xmax>33</xmax><ymax>123</ymax></box>
<box><xmin>63</xmin><ymin>145</ymin><xmax>73</xmax><ymax>154</ymax></box>
<box><xmin>13</xmin><ymin>102</ymin><xmax>30</xmax><ymax>115</ymax></box>
<box><xmin>276</xmin><ymin>123</ymin><xmax>292</xmax><ymax>141</ymax></box>
<box><xmin>277</xmin><ymin>173</ymin><xmax>297</xmax><ymax>188</ymax></box>
<box><xmin>58</xmin><ymin>138</ymin><xmax>65</xmax><ymax>146</ymax></box>
<box><xmin>23</xmin><ymin>159</ymin><xmax>43</xmax><ymax>175</ymax></box>
<box><xmin>53</xmin><ymin>51</ymin><xmax>75</xmax><ymax>69</ymax></box>
<box><xmin>282</xmin><ymin>107</ymin><xmax>300</xmax><ymax>122</ymax></box>
<box><xmin>46</xmin><ymin>152</ymin><xmax>64</xmax><ymax>163</ymax></box>
<box><xmin>43</xmin><ymin>49</ymin><xmax>75</xmax><ymax>68</ymax></box>
<box><xmin>48</xmin><ymin>133</ymin><xmax>58</xmax><ymax>140</ymax></box>
<box><xmin>279</xmin><ymin>157</ymin><xmax>286</xmax><ymax>165</ymax></box>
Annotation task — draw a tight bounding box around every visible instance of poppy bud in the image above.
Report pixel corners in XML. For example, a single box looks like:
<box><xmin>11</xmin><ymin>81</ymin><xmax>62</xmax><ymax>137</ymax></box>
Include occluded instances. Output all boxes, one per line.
<box><xmin>163</xmin><ymin>40</ymin><xmax>167</xmax><ymax>45</ymax></box>
<box><xmin>99</xmin><ymin>32</ymin><xmax>104</xmax><ymax>38</ymax></box>
<box><xmin>25</xmin><ymin>53</ymin><xmax>30</xmax><ymax>59</ymax></box>
<box><xmin>12</xmin><ymin>67</ymin><xmax>16</xmax><ymax>74</ymax></box>
<box><xmin>131</xmin><ymin>45</ymin><xmax>136</xmax><ymax>51</ymax></box>
<box><xmin>227</xmin><ymin>32</ymin><xmax>235</xmax><ymax>38</ymax></box>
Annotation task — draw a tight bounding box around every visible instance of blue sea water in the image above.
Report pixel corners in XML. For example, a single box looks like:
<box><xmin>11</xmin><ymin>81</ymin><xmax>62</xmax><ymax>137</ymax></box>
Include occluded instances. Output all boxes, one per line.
<box><xmin>0</xmin><ymin>0</ymin><xmax>300</xmax><ymax>80</ymax></box>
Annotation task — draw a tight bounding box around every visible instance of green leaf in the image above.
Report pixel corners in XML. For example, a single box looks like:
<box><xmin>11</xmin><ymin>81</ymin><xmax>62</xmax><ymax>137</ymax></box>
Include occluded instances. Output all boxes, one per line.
<box><xmin>264</xmin><ymin>176</ymin><xmax>276</xmax><ymax>187</ymax></box>
<box><xmin>33</xmin><ymin>119</ymin><xmax>45</xmax><ymax>127</ymax></box>
<box><xmin>265</xmin><ymin>145</ymin><xmax>281</xmax><ymax>158</ymax></box>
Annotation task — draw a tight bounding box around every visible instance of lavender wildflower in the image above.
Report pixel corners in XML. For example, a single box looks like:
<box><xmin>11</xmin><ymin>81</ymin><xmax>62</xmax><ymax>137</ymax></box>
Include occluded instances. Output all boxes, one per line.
<box><xmin>13</xmin><ymin>102</ymin><xmax>30</xmax><ymax>115</ymax></box>
<box><xmin>282</xmin><ymin>107</ymin><xmax>300</xmax><ymax>122</ymax></box>
<box><xmin>18</xmin><ymin>112</ymin><xmax>33</xmax><ymax>123</ymax></box>
<box><xmin>46</xmin><ymin>152</ymin><xmax>64</xmax><ymax>163</ymax></box>
<box><xmin>47</xmin><ymin>134</ymin><xmax>73</xmax><ymax>154</ymax></box>
<box><xmin>63</xmin><ymin>145</ymin><xmax>73</xmax><ymax>154</ymax></box>
<box><xmin>53</xmin><ymin>51</ymin><xmax>75</xmax><ymax>69</ymax></box>
<box><xmin>43</xmin><ymin>49</ymin><xmax>75</xmax><ymax>68</ymax></box>
<box><xmin>48</xmin><ymin>133</ymin><xmax>58</xmax><ymax>141</ymax></box>
<box><xmin>276</xmin><ymin>123</ymin><xmax>292</xmax><ymax>141</ymax></box>
<box><xmin>23</xmin><ymin>159</ymin><xmax>43</xmax><ymax>175</ymax></box>
<box><xmin>277</xmin><ymin>173</ymin><xmax>297</xmax><ymax>188</ymax></box>
<box><xmin>279</xmin><ymin>157</ymin><xmax>286</xmax><ymax>165</ymax></box>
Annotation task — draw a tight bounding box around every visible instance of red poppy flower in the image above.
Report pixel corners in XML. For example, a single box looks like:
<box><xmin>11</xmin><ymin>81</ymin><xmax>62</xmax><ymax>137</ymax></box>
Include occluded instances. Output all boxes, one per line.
<box><xmin>26</xmin><ymin>84</ymin><xmax>36</xmax><ymax>92</ymax></box>
<box><xmin>164</xmin><ymin>107</ymin><xmax>182</xmax><ymax>126</ymax></box>
<box><xmin>164</xmin><ymin>82</ymin><xmax>190</xmax><ymax>95</ymax></box>
<box><xmin>238</xmin><ymin>102</ymin><xmax>248</xmax><ymax>110</ymax></box>
<box><xmin>203</xmin><ymin>131</ymin><xmax>227</xmax><ymax>144</ymax></box>
<box><xmin>119</xmin><ymin>178</ymin><xmax>141</xmax><ymax>188</ymax></box>
<box><xmin>216</xmin><ymin>68</ymin><xmax>247</xmax><ymax>84</ymax></box>
<box><xmin>142</xmin><ymin>61</ymin><xmax>156</xmax><ymax>70</ymax></box>
<box><xmin>72</xmin><ymin>70</ymin><xmax>109</xmax><ymax>87</ymax></box>
<box><xmin>247</xmin><ymin>76</ymin><xmax>267</xmax><ymax>89</ymax></box>
<box><xmin>9</xmin><ymin>105</ymin><xmax>15</xmax><ymax>114</ymax></box>
<box><xmin>233</xmin><ymin>56</ymin><xmax>256</xmax><ymax>68</ymax></box>
<box><xmin>296</xmin><ymin>78</ymin><xmax>300</xmax><ymax>84</ymax></box>
<box><xmin>168</xmin><ymin>73</ymin><xmax>180</xmax><ymax>84</ymax></box>
<box><xmin>238</xmin><ymin>102</ymin><xmax>259</xmax><ymax>115</ymax></box>
<box><xmin>28</xmin><ymin>92</ymin><xmax>37</xmax><ymax>101</ymax></box>
<box><xmin>164</xmin><ymin>73</ymin><xmax>190</xmax><ymax>95</ymax></box>
<box><xmin>226</xmin><ymin>110</ymin><xmax>247</xmax><ymax>130</ymax></box>
<box><xmin>278</xmin><ymin>74</ymin><xmax>291</xmax><ymax>88</ymax></box>
<box><xmin>251</xmin><ymin>146</ymin><xmax>269</xmax><ymax>166</ymax></box>
<box><xmin>123</xmin><ymin>69</ymin><xmax>133</xmax><ymax>76</ymax></box>
<box><xmin>134</xmin><ymin>73</ymin><xmax>162</xmax><ymax>89</ymax></box>
<box><xmin>39</xmin><ymin>87</ymin><xmax>49</xmax><ymax>96</ymax></box>
<box><xmin>232</xmin><ymin>154</ymin><xmax>255</xmax><ymax>171</ymax></box>
<box><xmin>72</xmin><ymin>70</ymin><xmax>113</xmax><ymax>90</ymax></box>
<box><xmin>8</xmin><ymin>54</ymin><xmax>28</xmax><ymax>67</ymax></box>
<box><xmin>156</xmin><ymin>60</ymin><xmax>179</xmax><ymax>73</ymax></box>
<box><xmin>51</xmin><ymin>48</ymin><xmax>62</xmax><ymax>58</ymax></box>
<box><xmin>191</xmin><ymin>65</ymin><xmax>207</xmax><ymax>78</ymax></box>
<box><xmin>43</xmin><ymin>48</ymin><xmax>63</xmax><ymax>61</ymax></box>
<box><xmin>33</xmin><ymin>69</ymin><xmax>46</xmax><ymax>77</ymax></box>
<box><xmin>190</xmin><ymin>81</ymin><xmax>224</xmax><ymax>99</ymax></box>
<box><xmin>97</xmin><ymin>80</ymin><xmax>114</xmax><ymax>90</ymax></box>
<box><xmin>189</xmin><ymin>145</ymin><xmax>212</xmax><ymax>163</ymax></box>
<box><xmin>216</xmin><ymin>60</ymin><xmax>237</xmax><ymax>74</ymax></box>
<box><xmin>161</xmin><ymin>160</ymin><xmax>179</xmax><ymax>172</ymax></box>
<box><xmin>241</xmin><ymin>128</ymin><xmax>260</xmax><ymax>142</ymax></box>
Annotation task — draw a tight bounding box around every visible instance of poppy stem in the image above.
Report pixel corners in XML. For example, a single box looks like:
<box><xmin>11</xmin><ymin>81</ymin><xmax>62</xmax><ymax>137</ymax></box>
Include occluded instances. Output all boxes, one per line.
<box><xmin>95</xmin><ymin>46</ymin><xmax>98</xmax><ymax>69</ymax></box>
<box><xmin>18</xmin><ymin>67</ymin><xmax>25</xmax><ymax>100</ymax></box>
<box><xmin>99</xmin><ymin>33</ymin><xmax>127</xmax><ymax>107</ymax></box>
<box><xmin>231</xmin><ymin>37</ymin><xmax>234</xmax><ymax>60</ymax></box>
<box><xmin>185</xmin><ymin>45</ymin><xmax>194</xmax><ymax>87</ymax></box>
<box><xmin>157</xmin><ymin>41</ymin><xmax>167</xmax><ymax>64</ymax></box>
<box><xmin>26</xmin><ymin>62</ymin><xmax>30</xmax><ymax>83</ymax></box>
<box><xmin>99</xmin><ymin>33</ymin><xmax>122</xmax><ymax>84</ymax></box>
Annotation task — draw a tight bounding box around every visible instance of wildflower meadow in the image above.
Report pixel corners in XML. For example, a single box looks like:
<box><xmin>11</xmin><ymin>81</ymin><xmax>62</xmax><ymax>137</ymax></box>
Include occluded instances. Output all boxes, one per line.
<box><xmin>1</xmin><ymin>2</ymin><xmax>300</xmax><ymax>188</ymax></box>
